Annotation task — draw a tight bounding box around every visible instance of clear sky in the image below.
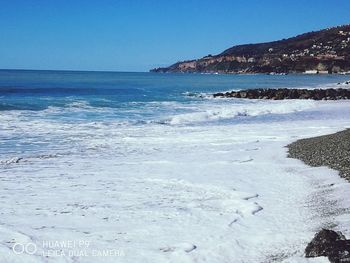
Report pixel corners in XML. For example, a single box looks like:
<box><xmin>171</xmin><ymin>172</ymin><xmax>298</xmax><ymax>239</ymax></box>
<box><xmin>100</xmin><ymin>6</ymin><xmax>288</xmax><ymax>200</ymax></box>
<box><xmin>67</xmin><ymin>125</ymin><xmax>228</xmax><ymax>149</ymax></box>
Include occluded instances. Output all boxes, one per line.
<box><xmin>1</xmin><ymin>0</ymin><xmax>350</xmax><ymax>72</ymax></box>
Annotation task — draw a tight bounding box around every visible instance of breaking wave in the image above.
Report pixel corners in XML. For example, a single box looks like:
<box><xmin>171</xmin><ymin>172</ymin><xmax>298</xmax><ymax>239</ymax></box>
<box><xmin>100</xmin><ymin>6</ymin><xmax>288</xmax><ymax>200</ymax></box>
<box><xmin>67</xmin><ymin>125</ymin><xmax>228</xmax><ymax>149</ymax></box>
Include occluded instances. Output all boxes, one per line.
<box><xmin>165</xmin><ymin>100</ymin><xmax>316</xmax><ymax>125</ymax></box>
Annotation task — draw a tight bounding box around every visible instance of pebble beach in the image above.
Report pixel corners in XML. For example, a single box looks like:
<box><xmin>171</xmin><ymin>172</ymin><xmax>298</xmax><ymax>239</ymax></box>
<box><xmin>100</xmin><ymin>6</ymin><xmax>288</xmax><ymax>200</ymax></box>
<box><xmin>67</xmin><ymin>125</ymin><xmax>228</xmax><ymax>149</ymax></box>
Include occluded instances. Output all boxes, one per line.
<box><xmin>288</xmin><ymin>129</ymin><xmax>350</xmax><ymax>181</ymax></box>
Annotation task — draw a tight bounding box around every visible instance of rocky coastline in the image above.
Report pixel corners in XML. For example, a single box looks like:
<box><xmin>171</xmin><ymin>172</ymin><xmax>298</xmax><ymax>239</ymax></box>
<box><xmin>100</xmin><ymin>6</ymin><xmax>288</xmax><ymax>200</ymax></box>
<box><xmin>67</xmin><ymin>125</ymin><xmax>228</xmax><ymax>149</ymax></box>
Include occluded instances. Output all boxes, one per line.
<box><xmin>213</xmin><ymin>88</ymin><xmax>350</xmax><ymax>100</ymax></box>
<box><xmin>151</xmin><ymin>25</ymin><xmax>350</xmax><ymax>74</ymax></box>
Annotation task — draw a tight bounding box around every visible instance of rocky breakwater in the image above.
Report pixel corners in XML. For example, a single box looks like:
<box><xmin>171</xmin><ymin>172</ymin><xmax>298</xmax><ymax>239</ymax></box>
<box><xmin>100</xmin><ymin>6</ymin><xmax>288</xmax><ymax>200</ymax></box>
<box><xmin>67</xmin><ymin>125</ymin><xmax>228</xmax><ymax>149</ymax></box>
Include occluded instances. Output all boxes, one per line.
<box><xmin>213</xmin><ymin>88</ymin><xmax>350</xmax><ymax>100</ymax></box>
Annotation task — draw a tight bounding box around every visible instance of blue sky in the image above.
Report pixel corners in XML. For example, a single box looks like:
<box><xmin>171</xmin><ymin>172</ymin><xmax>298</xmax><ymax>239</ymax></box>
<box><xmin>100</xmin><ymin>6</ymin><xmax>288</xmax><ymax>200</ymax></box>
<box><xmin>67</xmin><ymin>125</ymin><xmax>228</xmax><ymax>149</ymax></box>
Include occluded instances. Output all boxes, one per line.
<box><xmin>1</xmin><ymin>0</ymin><xmax>350</xmax><ymax>72</ymax></box>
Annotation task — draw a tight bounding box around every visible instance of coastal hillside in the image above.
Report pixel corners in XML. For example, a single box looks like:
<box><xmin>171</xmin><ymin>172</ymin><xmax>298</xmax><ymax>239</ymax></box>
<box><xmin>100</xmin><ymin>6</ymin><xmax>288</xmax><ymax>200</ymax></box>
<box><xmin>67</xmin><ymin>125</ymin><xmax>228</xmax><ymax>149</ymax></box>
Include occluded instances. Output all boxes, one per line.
<box><xmin>151</xmin><ymin>24</ymin><xmax>350</xmax><ymax>74</ymax></box>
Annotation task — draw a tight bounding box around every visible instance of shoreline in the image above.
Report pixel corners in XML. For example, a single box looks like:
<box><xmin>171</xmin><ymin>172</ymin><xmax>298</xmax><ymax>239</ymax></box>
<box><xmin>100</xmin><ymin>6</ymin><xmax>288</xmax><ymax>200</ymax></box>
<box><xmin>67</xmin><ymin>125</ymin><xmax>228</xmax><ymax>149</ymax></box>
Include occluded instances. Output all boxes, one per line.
<box><xmin>287</xmin><ymin>129</ymin><xmax>350</xmax><ymax>262</ymax></box>
<box><xmin>287</xmin><ymin>129</ymin><xmax>350</xmax><ymax>181</ymax></box>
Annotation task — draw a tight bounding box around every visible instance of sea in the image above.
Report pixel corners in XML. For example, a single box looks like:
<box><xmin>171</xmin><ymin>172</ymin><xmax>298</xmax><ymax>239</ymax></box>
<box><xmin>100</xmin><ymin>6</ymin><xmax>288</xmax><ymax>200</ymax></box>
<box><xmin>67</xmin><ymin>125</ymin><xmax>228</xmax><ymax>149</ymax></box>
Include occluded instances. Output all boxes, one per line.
<box><xmin>1</xmin><ymin>70</ymin><xmax>350</xmax><ymax>263</ymax></box>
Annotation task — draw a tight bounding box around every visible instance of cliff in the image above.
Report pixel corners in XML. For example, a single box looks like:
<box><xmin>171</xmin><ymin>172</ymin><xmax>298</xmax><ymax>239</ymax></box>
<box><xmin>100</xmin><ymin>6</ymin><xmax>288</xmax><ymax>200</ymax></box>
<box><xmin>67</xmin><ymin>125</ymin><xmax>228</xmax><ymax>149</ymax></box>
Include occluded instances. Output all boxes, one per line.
<box><xmin>151</xmin><ymin>24</ymin><xmax>350</xmax><ymax>74</ymax></box>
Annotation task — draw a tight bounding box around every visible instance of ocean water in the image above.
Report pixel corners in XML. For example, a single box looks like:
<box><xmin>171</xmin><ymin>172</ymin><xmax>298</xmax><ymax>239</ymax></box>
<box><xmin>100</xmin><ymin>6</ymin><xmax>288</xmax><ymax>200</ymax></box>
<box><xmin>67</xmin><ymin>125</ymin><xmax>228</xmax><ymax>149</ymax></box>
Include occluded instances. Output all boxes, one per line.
<box><xmin>1</xmin><ymin>70</ymin><xmax>350</xmax><ymax>263</ymax></box>
<box><xmin>0</xmin><ymin>70</ymin><xmax>349</xmax><ymax>156</ymax></box>
<box><xmin>0</xmin><ymin>70</ymin><xmax>348</xmax><ymax>112</ymax></box>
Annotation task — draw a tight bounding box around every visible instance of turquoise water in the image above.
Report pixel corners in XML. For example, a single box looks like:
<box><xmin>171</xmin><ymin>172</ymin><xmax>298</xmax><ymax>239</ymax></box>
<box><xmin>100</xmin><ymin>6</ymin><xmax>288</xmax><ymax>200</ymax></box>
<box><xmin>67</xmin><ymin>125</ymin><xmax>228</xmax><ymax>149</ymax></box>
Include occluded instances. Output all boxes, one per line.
<box><xmin>0</xmin><ymin>69</ymin><xmax>348</xmax><ymax>156</ymax></box>
<box><xmin>0</xmin><ymin>70</ymin><xmax>348</xmax><ymax>113</ymax></box>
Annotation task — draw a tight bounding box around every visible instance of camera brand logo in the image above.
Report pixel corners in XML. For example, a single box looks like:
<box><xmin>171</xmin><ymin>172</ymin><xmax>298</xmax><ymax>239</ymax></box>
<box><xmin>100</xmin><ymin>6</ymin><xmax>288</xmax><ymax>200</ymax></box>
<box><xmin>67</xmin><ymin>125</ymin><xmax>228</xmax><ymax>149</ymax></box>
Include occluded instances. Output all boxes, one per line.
<box><xmin>12</xmin><ymin>242</ymin><xmax>37</xmax><ymax>255</ymax></box>
<box><xmin>11</xmin><ymin>240</ymin><xmax>125</xmax><ymax>258</ymax></box>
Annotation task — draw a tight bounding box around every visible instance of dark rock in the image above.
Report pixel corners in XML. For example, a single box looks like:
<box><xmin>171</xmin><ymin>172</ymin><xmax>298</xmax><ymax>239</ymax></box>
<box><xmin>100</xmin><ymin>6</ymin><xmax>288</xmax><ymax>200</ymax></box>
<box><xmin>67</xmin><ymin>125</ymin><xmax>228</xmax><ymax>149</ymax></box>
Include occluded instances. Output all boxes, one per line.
<box><xmin>328</xmin><ymin>240</ymin><xmax>350</xmax><ymax>263</ymax></box>
<box><xmin>240</xmin><ymin>91</ymin><xmax>247</xmax><ymax>98</ymax></box>
<box><xmin>305</xmin><ymin>229</ymin><xmax>345</xmax><ymax>257</ymax></box>
<box><xmin>213</xmin><ymin>88</ymin><xmax>350</xmax><ymax>100</ymax></box>
<box><xmin>213</xmin><ymin>92</ymin><xmax>224</xmax><ymax>97</ymax></box>
<box><xmin>305</xmin><ymin>229</ymin><xmax>350</xmax><ymax>263</ymax></box>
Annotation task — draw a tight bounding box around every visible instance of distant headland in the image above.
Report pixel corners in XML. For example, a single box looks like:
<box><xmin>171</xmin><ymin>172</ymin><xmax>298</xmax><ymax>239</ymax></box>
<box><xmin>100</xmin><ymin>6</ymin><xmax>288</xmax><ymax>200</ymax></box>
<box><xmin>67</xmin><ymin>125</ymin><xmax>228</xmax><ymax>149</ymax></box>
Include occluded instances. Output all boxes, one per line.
<box><xmin>151</xmin><ymin>24</ymin><xmax>350</xmax><ymax>74</ymax></box>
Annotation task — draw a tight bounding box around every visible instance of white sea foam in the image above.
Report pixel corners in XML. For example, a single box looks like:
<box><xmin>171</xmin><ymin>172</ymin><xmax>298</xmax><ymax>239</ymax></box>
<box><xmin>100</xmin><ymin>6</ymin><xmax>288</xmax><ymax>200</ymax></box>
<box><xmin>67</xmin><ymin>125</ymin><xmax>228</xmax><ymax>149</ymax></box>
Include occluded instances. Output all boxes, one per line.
<box><xmin>320</xmin><ymin>80</ymin><xmax>350</xmax><ymax>89</ymax></box>
<box><xmin>1</xmin><ymin>100</ymin><xmax>350</xmax><ymax>262</ymax></box>
<box><xmin>44</xmin><ymin>100</ymin><xmax>112</xmax><ymax>114</ymax></box>
<box><xmin>167</xmin><ymin>100</ymin><xmax>316</xmax><ymax>125</ymax></box>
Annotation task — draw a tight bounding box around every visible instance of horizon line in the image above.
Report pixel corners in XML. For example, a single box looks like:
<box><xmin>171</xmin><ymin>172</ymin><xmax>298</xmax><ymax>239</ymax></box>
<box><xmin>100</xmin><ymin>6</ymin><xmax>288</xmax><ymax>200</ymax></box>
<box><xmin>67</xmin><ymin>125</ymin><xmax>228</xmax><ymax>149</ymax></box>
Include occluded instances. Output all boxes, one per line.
<box><xmin>0</xmin><ymin>68</ymin><xmax>150</xmax><ymax>74</ymax></box>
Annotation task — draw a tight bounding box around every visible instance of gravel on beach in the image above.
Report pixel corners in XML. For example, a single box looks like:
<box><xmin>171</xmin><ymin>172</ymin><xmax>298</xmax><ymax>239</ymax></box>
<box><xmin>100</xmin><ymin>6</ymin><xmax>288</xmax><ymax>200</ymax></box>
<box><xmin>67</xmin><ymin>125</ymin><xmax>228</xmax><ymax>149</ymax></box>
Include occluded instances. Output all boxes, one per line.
<box><xmin>288</xmin><ymin>129</ymin><xmax>350</xmax><ymax>181</ymax></box>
